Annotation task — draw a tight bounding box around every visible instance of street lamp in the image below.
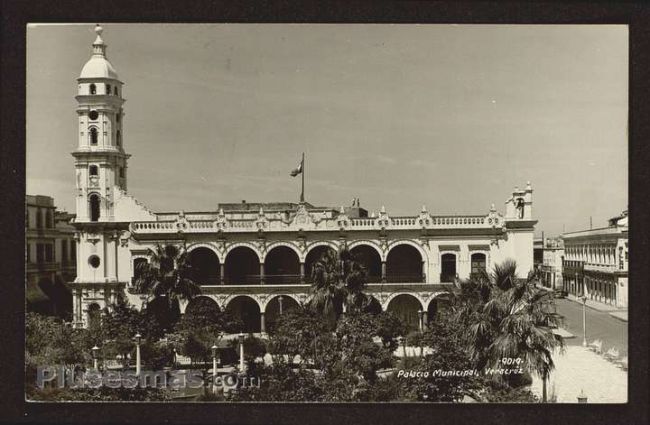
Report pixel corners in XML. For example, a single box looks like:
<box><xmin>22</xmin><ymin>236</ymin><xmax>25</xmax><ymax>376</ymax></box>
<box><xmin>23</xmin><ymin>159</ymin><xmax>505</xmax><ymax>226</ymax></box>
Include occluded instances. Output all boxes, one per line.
<box><xmin>134</xmin><ymin>333</ymin><xmax>142</xmax><ymax>376</ymax></box>
<box><xmin>577</xmin><ymin>389</ymin><xmax>588</xmax><ymax>403</ymax></box>
<box><xmin>211</xmin><ymin>344</ymin><xmax>219</xmax><ymax>394</ymax></box>
<box><xmin>238</xmin><ymin>332</ymin><xmax>245</xmax><ymax>372</ymax></box>
<box><xmin>580</xmin><ymin>295</ymin><xmax>587</xmax><ymax>347</ymax></box>
<box><xmin>91</xmin><ymin>345</ymin><xmax>99</xmax><ymax>370</ymax></box>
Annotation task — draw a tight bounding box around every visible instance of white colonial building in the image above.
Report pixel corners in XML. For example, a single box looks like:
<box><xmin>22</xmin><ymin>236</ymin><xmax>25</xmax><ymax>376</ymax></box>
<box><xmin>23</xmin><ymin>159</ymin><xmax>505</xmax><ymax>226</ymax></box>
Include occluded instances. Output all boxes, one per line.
<box><xmin>69</xmin><ymin>26</ymin><xmax>537</xmax><ymax>332</ymax></box>
<box><xmin>561</xmin><ymin>211</ymin><xmax>628</xmax><ymax>308</ymax></box>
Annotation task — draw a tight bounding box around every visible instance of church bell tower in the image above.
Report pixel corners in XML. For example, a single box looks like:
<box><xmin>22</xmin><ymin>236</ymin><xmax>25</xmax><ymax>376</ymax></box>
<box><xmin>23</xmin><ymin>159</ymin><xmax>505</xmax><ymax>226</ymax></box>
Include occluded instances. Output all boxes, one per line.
<box><xmin>70</xmin><ymin>25</ymin><xmax>129</xmax><ymax>327</ymax></box>
<box><xmin>73</xmin><ymin>24</ymin><xmax>129</xmax><ymax>223</ymax></box>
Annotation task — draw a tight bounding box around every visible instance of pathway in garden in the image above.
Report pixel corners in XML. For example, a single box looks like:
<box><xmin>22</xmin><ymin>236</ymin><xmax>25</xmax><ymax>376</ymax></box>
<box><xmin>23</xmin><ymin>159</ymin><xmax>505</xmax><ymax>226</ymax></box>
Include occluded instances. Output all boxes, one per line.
<box><xmin>530</xmin><ymin>345</ymin><xmax>627</xmax><ymax>403</ymax></box>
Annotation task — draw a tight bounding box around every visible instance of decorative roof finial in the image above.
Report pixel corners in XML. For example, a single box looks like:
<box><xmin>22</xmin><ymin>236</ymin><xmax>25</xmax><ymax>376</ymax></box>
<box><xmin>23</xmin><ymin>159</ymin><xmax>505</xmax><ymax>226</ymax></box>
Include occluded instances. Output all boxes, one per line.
<box><xmin>380</xmin><ymin>205</ymin><xmax>386</xmax><ymax>214</ymax></box>
<box><xmin>92</xmin><ymin>24</ymin><xmax>106</xmax><ymax>57</ymax></box>
<box><xmin>421</xmin><ymin>205</ymin><xmax>427</xmax><ymax>213</ymax></box>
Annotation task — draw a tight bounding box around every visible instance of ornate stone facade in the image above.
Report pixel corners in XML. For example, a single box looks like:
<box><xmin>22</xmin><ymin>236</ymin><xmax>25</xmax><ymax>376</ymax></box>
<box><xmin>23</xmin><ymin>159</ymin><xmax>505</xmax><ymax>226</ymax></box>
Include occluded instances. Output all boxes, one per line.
<box><xmin>68</xmin><ymin>26</ymin><xmax>537</xmax><ymax>331</ymax></box>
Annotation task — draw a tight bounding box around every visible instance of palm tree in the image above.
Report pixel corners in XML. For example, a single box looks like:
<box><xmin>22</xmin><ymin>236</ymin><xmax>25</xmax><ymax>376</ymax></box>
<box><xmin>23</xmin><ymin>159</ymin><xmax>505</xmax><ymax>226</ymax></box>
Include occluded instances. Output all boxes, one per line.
<box><xmin>309</xmin><ymin>247</ymin><xmax>369</xmax><ymax>324</ymax></box>
<box><xmin>134</xmin><ymin>244</ymin><xmax>201</xmax><ymax>327</ymax></box>
<box><xmin>454</xmin><ymin>260</ymin><xmax>563</xmax><ymax>402</ymax></box>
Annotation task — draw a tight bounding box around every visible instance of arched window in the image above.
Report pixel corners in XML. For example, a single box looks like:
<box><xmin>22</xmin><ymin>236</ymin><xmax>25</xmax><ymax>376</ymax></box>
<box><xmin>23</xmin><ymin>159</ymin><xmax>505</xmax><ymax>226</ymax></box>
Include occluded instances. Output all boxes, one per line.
<box><xmin>119</xmin><ymin>167</ymin><xmax>125</xmax><ymax>178</ymax></box>
<box><xmin>116</xmin><ymin>130</ymin><xmax>121</xmax><ymax>146</ymax></box>
<box><xmin>89</xmin><ymin>165</ymin><xmax>98</xmax><ymax>176</ymax></box>
<box><xmin>470</xmin><ymin>253</ymin><xmax>487</xmax><ymax>275</ymax></box>
<box><xmin>89</xmin><ymin>83</ymin><xmax>96</xmax><ymax>95</ymax></box>
<box><xmin>114</xmin><ymin>86</ymin><xmax>118</xmax><ymax>96</ymax></box>
<box><xmin>441</xmin><ymin>253</ymin><xmax>457</xmax><ymax>282</ymax></box>
<box><xmin>106</xmin><ymin>84</ymin><xmax>111</xmax><ymax>94</ymax></box>
<box><xmin>133</xmin><ymin>258</ymin><xmax>148</xmax><ymax>283</ymax></box>
<box><xmin>89</xmin><ymin>194</ymin><xmax>100</xmax><ymax>222</ymax></box>
<box><xmin>116</xmin><ymin>113</ymin><xmax>120</xmax><ymax>123</ymax></box>
<box><xmin>90</xmin><ymin>128</ymin><xmax>98</xmax><ymax>145</ymax></box>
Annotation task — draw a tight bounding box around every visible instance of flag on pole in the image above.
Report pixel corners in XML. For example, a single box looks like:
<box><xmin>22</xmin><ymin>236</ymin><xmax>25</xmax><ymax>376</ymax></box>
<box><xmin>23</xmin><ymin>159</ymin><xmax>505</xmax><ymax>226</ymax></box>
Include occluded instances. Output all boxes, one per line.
<box><xmin>290</xmin><ymin>159</ymin><xmax>303</xmax><ymax>177</ymax></box>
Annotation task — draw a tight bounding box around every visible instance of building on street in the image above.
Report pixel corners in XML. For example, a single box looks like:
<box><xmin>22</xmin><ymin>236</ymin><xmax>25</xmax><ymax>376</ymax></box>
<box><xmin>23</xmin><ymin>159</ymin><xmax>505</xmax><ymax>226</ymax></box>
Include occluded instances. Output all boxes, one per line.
<box><xmin>26</xmin><ymin>194</ymin><xmax>77</xmax><ymax>318</ymax></box>
<box><xmin>561</xmin><ymin>211</ymin><xmax>628</xmax><ymax>308</ymax></box>
<box><xmin>539</xmin><ymin>237</ymin><xmax>564</xmax><ymax>291</ymax></box>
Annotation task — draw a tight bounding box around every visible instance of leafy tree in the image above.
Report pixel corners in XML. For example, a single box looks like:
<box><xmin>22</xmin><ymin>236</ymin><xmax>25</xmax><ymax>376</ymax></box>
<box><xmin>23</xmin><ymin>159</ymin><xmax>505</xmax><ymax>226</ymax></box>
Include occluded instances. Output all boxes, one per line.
<box><xmin>228</xmin><ymin>362</ymin><xmax>323</xmax><ymax>402</ymax></box>
<box><xmin>309</xmin><ymin>247</ymin><xmax>370</xmax><ymax>326</ymax></box>
<box><xmin>267</xmin><ymin>307</ymin><xmax>332</xmax><ymax>368</ymax></box>
<box><xmin>133</xmin><ymin>244</ymin><xmax>201</xmax><ymax>328</ymax></box>
<box><xmin>480</xmin><ymin>379</ymin><xmax>539</xmax><ymax>403</ymax></box>
<box><xmin>169</xmin><ymin>298</ymin><xmax>242</xmax><ymax>395</ymax></box>
<box><xmin>99</xmin><ymin>299</ymin><xmax>165</xmax><ymax>367</ymax></box>
<box><xmin>27</xmin><ymin>385</ymin><xmax>171</xmax><ymax>401</ymax></box>
<box><xmin>400</xmin><ymin>314</ymin><xmax>482</xmax><ymax>402</ymax></box>
<box><xmin>453</xmin><ymin>260</ymin><xmax>563</xmax><ymax>401</ymax></box>
<box><xmin>333</xmin><ymin>312</ymin><xmax>395</xmax><ymax>384</ymax></box>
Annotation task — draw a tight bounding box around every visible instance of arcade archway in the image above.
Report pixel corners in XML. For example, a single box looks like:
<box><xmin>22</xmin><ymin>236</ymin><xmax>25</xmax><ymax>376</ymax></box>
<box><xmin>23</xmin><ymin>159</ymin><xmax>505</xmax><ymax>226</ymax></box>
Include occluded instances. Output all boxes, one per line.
<box><xmin>226</xmin><ymin>296</ymin><xmax>261</xmax><ymax>333</ymax></box>
<box><xmin>386</xmin><ymin>244</ymin><xmax>423</xmax><ymax>283</ymax></box>
<box><xmin>265</xmin><ymin>246</ymin><xmax>301</xmax><ymax>285</ymax></box>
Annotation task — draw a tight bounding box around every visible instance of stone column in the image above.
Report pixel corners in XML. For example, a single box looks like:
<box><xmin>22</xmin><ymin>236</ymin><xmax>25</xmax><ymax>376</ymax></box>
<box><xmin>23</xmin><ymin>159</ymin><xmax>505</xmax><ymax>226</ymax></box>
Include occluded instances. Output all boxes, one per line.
<box><xmin>260</xmin><ymin>312</ymin><xmax>266</xmax><ymax>333</ymax></box>
<box><xmin>422</xmin><ymin>311</ymin><xmax>429</xmax><ymax>329</ymax></box>
<box><xmin>76</xmin><ymin>289</ymin><xmax>83</xmax><ymax>324</ymax></box>
<box><xmin>220</xmin><ymin>263</ymin><xmax>225</xmax><ymax>285</ymax></box>
<box><xmin>259</xmin><ymin>263</ymin><xmax>265</xmax><ymax>285</ymax></box>
<box><xmin>381</xmin><ymin>261</ymin><xmax>387</xmax><ymax>283</ymax></box>
<box><xmin>418</xmin><ymin>310</ymin><xmax>424</xmax><ymax>332</ymax></box>
<box><xmin>421</xmin><ymin>261</ymin><xmax>427</xmax><ymax>283</ymax></box>
<box><xmin>113</xmin><ymin>232</ymin><xmax>119</xmax><ymax>282</ymax></box>
<box><xmin>300</xmin><ymin>262</ymin><xmax>306</xmax><ymax>284</ymax></box>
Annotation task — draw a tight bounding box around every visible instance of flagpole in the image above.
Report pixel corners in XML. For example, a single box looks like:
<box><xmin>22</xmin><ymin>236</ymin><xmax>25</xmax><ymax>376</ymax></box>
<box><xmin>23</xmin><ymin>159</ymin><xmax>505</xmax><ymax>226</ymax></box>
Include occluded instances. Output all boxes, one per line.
<box><xmin>300</xmin><ymin>152</ymin><xmax>305</xmax><ymax>203</ymax></box>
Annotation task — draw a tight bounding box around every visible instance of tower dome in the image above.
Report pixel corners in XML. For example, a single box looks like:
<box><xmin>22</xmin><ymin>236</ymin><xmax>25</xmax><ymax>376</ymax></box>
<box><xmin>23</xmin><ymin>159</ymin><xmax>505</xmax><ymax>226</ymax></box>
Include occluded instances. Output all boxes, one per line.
<box><xmin>79</xmin><ymin>25</ymin><xmax>119</xmax><ymax>80</ymax></box>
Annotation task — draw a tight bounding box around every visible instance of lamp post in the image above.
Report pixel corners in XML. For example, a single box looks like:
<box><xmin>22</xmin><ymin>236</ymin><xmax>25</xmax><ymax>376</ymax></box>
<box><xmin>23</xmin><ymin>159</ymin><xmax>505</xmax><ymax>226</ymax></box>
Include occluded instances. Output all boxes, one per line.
<box><xmin>134</xmin><ymin>333</ymin><xmax>142</xmax><ymax>376</ymax></box>
<box><xmin>211</xmin><ymin>344</ymin><xmax>218</xmax><ymax>394</ymax></box>
<box><xmin>238</xmin><ymin>332</ymin><xmax>245</xmax><ymax>372</ymax></box>
<box><xmin>577</xmin><ymin>389</ymin><xmax>588</xmax><ymax>403</ymax></box>
<box><xmin>91</xmin><ymin>345</ymin><xmax>99</xmax><ymax>370</ymax></box>
<box><xmin>580</xmin><ymin>295</ymin><xmax>587</xmax><ymax>347</ymax></box>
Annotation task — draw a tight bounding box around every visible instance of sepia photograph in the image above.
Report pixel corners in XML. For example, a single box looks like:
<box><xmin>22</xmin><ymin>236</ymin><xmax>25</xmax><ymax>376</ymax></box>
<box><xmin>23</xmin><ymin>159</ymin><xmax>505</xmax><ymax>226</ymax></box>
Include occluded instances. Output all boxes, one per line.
<box><xmin>24</xmin><ymin>23</ymin><xmax>628</xmax><ymax>404</ymax></box>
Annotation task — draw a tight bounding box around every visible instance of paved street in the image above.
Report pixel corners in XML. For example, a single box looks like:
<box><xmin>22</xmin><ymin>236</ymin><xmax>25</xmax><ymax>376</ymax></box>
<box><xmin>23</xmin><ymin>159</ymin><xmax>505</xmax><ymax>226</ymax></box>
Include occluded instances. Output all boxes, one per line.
<box><xmin>553</xmin><ymin>298</ymin><xmax>628</xmax><ymax>356</ymax></box>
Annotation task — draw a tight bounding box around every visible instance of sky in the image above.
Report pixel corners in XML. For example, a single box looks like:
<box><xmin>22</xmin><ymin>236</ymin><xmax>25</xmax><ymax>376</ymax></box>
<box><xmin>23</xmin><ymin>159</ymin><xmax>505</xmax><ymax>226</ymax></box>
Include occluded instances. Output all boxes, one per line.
<box><xmin>26</xmin><ymin>24</ymin><xmax>628</xmax><ymax>237</ymax></box>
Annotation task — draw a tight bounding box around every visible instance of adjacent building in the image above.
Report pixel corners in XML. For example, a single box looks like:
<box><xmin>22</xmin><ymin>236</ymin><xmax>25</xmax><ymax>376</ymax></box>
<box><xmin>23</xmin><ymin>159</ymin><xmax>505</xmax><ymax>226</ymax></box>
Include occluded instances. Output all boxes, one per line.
<box><xmin>67</xmin><ymin>25</ymin><xmax>538</xmax><ymax>331</ymax></box>
<box><xmin>561</xmin><ymin>211</ymin><xmax>628</xmax><ymax>308</ymax></box>
<box><xmin>26</xmin><ymin>195</ymin><xmax>77</xmax><ymax>318</ymax></box>
<box><xmin>539</xmin><ymin>237</ymin><xmax>564</xmax><ymax>291</ymax></box>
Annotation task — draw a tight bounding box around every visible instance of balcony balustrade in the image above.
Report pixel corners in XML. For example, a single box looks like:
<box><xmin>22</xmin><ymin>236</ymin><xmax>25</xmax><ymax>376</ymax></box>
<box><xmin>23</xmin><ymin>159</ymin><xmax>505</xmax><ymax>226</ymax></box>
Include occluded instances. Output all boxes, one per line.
<box><xmin>130</xmin><ymin>212</ymin><xmax>497</xmax><ymax>235</ymax></box>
